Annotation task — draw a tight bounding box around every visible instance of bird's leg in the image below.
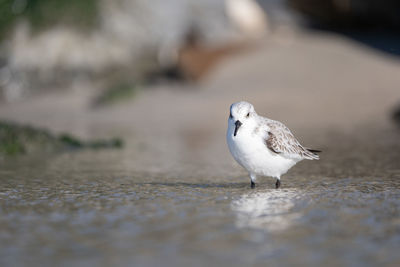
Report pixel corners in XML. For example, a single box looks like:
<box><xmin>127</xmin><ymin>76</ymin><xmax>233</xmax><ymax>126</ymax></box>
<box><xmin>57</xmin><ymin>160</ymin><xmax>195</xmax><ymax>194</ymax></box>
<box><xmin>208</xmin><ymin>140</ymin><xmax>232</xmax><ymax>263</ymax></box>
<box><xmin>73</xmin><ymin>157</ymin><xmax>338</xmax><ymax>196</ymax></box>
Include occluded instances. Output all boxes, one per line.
<box><xmin>250</xmin><ymin>173</ymin><xmax>256</xmax><ymax>189</ymax></box>
<box><xmin>275</xmin><ymin>178</ymin><xmax>281</xmax><ymax>189</ymax></box>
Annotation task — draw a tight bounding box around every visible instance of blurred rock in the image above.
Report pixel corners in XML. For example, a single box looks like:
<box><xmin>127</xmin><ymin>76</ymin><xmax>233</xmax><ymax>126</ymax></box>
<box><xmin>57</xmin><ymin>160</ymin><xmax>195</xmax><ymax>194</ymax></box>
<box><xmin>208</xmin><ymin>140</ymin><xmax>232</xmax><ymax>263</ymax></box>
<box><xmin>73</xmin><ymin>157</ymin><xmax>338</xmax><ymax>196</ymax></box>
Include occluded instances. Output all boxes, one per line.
<box><xmin>393</xmin><ymin>105</ymin><xmax>400</xmax><ymax>126</ymax></box>
<box><xmin>0</xmin><ymin>120</ymin><xmax>123</xmax><ymax>157</ymax></box>
<box><xmin>288</xmin><ymin>0</ymin><xmax>400</xmax><ymax>29</ymax></box>
<box><xmin>226</xmin><ymin>0</ymin><xmax>269</xmax><ymax>39</ymax></box>
<box><xmin>148</xmin><ymin>28</ymin><xmax>251</xmax><ymax>82</ymax></box>
<box><xmin>176</xmin><ymin>30</ymin><xmax>249</xmax><ymax>80</ymax></box>
<box><xmin>0</xmin><ymin>0</ymin><xmax>269</xmax><ymax>101</ymax></box>
<box><xmin>149</xmin><ymin>0</ymin><xmax>269</xmax><ymax>81</ymax></box>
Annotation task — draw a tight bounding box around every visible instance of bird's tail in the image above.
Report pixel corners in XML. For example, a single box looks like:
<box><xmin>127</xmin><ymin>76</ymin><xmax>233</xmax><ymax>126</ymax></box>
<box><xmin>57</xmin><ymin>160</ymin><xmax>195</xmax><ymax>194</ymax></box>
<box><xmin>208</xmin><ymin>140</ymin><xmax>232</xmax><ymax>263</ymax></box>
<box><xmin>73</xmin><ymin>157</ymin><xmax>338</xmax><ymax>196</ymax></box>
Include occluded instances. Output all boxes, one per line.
<box><xmin>306</xmin><ymin>148</ymin><xmax>321</xmax><ymax>160</ymax></box>
<box><xmin>307</xmin><ymin>149</ymin><xmax>321</xmax><ymax>154</ymax></box>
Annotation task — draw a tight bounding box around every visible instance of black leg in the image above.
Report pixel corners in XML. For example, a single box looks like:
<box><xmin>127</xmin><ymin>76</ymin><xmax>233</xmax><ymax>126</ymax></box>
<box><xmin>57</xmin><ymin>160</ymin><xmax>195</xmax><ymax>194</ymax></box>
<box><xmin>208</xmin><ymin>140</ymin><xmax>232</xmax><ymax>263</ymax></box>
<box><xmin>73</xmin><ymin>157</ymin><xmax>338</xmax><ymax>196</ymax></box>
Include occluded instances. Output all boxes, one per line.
<box><xmin>251</xmin><ymin>180</ymin><xmax>255</xmax><ymax>189</ymax></box>
<box><xmin>275</xmin><ymin>179</ymin><xmax>281</xmax><ymax>189</ymax></box>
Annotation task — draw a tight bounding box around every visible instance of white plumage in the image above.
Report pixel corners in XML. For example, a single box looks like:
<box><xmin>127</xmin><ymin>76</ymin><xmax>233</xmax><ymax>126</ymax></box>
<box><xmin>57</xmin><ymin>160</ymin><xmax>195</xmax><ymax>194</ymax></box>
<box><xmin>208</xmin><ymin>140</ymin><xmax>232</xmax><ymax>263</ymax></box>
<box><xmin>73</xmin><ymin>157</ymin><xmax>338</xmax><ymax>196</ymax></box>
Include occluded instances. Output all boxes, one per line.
<box><xmin>226</xmin><ymin>101</ymin><xmax>320</xmax><ymax>189</ymax></box>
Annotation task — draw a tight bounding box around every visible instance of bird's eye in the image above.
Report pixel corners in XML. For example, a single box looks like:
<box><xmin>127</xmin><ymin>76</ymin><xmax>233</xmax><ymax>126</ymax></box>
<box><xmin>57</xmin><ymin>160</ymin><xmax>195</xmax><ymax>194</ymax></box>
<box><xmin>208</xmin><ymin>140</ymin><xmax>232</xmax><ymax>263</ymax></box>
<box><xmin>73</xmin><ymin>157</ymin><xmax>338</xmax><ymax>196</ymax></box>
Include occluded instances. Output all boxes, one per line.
<box><xmin>246</xmin><ymin>113</ymin><xmax>250</xmax><ymax>118</ymax></box>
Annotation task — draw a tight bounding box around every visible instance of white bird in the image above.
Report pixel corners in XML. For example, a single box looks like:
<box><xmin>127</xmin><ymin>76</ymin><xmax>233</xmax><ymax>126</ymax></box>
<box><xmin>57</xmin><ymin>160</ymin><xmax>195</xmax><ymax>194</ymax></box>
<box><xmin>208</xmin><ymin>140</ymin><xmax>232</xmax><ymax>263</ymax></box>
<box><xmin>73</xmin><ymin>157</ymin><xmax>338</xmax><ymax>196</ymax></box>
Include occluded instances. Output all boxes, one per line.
<box><xmin>226</xmin><ymin>101</ymin><xmax>320</xmax><ymax>189</ymax></box>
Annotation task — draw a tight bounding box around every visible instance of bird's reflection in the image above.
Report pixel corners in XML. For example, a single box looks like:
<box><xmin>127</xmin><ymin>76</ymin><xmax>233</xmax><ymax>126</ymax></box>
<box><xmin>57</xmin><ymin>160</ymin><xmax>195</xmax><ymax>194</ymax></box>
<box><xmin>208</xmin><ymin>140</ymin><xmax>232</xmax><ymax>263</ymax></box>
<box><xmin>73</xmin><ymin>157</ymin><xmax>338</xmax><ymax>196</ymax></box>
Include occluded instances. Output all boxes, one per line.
<box><xmin>231</xmin><ymin>189</ymin><xmax>303</xmax><ymax>232</ymax></box>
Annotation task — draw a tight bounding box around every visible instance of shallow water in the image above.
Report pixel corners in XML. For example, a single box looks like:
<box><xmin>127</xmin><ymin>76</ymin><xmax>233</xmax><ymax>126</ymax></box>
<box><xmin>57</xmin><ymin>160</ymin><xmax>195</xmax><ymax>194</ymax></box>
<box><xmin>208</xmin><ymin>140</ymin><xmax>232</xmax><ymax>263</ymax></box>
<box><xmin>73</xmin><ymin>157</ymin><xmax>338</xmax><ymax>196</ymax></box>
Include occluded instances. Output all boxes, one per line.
<box><xmin>1</xmin><ymin>128</ymin><xmax>400</xmax><ymax>267</ymax></box>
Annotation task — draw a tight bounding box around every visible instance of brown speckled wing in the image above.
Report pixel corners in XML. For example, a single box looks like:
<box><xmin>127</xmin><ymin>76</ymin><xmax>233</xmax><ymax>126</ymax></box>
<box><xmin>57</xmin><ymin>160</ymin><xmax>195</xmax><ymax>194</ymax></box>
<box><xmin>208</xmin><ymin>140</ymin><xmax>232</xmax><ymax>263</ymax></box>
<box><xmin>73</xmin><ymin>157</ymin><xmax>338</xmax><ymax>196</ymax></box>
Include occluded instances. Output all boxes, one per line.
<box><xmin>265</xmin><ymin>131</ymin><xmax>280</xmax><ymax>154</ymax></box>
<box><xmin>265</xmin><ymin>120</ymin><xmax>319</xmax><ymax>160</ymax></box>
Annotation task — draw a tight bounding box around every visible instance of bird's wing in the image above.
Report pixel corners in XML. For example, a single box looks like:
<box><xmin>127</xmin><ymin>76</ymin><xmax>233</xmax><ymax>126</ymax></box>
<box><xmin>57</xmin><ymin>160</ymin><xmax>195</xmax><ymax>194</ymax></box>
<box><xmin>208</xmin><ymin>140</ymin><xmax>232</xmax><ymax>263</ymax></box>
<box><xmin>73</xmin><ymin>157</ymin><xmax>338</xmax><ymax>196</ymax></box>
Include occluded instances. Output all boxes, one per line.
<box><xmin>264</xmin><ymin>120</ymin><xmax>319</xmax><ymax>160</ymax></box>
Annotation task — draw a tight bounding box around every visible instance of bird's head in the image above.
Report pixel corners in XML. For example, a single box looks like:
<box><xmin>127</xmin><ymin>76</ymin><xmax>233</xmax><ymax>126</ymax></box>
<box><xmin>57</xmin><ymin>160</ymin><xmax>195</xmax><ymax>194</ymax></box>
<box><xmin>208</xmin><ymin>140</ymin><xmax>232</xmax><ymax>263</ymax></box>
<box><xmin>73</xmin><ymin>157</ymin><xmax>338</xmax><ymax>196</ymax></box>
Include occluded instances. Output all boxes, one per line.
<box><xmin>229</xmin><ymin>101</ymin><xmax>257</xmax><ymax>137</ymax></box>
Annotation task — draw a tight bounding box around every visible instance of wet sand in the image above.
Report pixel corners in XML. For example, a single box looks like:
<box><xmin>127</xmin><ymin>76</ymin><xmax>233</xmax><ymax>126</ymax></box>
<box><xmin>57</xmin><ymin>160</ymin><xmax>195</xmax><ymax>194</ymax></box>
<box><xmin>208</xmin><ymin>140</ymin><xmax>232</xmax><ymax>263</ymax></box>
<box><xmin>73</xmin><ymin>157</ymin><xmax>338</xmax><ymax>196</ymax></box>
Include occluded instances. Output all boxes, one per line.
<box><xmin>0</xmin><ymin>29</ymin><xmax>400</xmax><ymax>266</ymax></box>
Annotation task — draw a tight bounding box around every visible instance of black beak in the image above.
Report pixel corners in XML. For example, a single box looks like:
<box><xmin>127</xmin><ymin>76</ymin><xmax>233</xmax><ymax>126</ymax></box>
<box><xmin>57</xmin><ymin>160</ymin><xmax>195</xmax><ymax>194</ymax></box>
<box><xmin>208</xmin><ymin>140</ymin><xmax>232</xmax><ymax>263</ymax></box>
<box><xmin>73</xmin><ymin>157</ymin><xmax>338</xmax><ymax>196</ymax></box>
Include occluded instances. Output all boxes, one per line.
<box><xmin>234</xmin><ymin>120</ymin><xmax>242</xmax><ymax>137</ymax></box>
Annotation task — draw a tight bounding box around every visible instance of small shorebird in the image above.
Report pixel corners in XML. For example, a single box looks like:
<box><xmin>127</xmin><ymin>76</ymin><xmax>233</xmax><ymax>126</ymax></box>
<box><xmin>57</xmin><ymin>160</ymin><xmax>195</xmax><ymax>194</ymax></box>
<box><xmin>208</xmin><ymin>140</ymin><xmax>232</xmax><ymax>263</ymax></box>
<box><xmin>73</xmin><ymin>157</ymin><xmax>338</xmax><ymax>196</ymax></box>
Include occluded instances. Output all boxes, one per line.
<box><xmin>226</xmin><ymin>101</ymin><xmax>320</xmax><ymax>189</ymax></box>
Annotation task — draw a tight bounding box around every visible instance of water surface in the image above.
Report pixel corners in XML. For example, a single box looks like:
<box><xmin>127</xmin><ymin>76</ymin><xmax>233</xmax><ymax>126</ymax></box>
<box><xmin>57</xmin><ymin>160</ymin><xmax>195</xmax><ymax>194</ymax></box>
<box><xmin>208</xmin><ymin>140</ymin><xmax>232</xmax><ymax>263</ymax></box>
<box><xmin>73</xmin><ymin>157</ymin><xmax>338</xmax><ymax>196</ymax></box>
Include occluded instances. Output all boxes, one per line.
<box><xmin>1</xmin><ymin>127</ymin><xmax>399</xmax><ymax>267</ymax></box>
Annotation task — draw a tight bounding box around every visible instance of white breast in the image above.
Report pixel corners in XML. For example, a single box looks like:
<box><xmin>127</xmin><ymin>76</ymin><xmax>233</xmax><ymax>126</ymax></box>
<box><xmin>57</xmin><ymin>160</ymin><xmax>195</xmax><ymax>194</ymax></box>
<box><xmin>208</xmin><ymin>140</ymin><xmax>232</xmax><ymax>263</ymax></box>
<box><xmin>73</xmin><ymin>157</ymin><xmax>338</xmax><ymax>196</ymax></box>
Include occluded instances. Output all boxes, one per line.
<box><xmin>226</xmin><ymin>122</ymin><xmax>298</xmax><ymax>178</ymax></box>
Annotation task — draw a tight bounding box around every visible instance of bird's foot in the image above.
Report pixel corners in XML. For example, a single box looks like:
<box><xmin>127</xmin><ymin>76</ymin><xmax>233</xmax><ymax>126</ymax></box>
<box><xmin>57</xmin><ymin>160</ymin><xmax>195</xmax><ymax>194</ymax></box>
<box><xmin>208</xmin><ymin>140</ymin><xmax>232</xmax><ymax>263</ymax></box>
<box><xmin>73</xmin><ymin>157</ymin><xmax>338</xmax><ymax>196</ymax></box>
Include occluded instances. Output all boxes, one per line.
<box><xmin>275</xmin><ymin>179</ymin><xmax>281</xmax><ymax>189</ymax></box>
<box><xmin>251</xmin><ymin>181</ymin><xmax>255</xmax><ymax>189</ymax></box>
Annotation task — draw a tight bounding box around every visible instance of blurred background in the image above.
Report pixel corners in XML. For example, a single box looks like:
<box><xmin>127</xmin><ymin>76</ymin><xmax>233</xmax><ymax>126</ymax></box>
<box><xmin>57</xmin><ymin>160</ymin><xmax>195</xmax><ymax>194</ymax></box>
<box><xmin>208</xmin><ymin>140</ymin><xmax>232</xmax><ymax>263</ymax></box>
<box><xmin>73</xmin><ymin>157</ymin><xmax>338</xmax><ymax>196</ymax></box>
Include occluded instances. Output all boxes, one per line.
<box><xmin>0</xmin><ymin>1</ymin><xmax>399</xmax><ymax>266</ymax></box>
